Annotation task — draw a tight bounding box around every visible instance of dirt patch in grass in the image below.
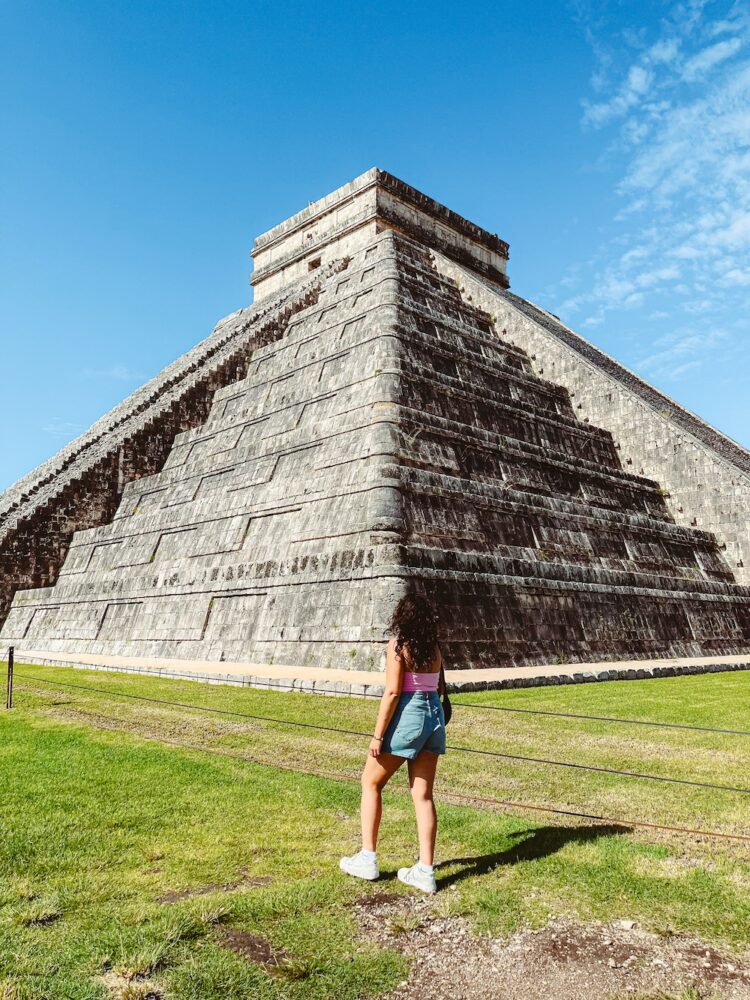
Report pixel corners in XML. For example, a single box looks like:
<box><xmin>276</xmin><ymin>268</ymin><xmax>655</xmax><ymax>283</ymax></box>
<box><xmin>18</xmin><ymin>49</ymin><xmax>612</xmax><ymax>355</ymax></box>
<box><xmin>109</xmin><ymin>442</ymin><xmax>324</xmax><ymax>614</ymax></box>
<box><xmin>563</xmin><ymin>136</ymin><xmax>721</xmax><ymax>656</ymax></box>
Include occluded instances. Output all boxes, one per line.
<box><xmin>17</xmin><ymin>897</ymin><xmax>63</xmax><ymax>927</ymax></box>
<box><xmin>355</xmin><ymin>898</ymin><xmax>750</xmax><ymax>1000</ymax></box>
<box><xmin>217</xmin><ymin>928</ymin><xmax>288</xmax><ymax>968</ymax></box>
<box><xmin>24</xmin><ymin>912</ymin><xmax>61</xmax><ymax>927</ymax></box>
<box><xmin>355</xmin><ymin>892</ymin><xmax>404</xmax><ymax>909</ymax></box>
<box><xmin>157</xmin><ymin>875</ymin><xmax>272</xmax><ymax>903</ymax></box>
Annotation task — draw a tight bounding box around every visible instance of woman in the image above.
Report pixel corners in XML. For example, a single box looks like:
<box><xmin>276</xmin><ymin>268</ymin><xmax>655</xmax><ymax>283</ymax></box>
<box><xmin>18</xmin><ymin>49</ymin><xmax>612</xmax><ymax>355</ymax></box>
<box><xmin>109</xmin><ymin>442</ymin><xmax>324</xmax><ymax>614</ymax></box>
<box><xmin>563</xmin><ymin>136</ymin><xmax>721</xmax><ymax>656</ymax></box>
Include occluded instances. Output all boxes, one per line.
<box><xmin>340</xmin><ymin>594</ymin><xmax>446</xmax><ymax>894</ymax></box>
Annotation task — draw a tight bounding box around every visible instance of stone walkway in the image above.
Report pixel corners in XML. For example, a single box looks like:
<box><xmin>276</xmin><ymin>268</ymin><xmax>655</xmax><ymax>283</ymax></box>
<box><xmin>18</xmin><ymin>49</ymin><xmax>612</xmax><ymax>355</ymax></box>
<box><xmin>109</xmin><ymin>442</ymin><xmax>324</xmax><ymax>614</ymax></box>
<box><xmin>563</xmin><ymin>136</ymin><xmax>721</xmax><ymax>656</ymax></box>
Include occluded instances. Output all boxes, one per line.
<box><xmin>6</xmin><ymin>647</ymin><xmax>750</xmax><ymax>696</ymax></box>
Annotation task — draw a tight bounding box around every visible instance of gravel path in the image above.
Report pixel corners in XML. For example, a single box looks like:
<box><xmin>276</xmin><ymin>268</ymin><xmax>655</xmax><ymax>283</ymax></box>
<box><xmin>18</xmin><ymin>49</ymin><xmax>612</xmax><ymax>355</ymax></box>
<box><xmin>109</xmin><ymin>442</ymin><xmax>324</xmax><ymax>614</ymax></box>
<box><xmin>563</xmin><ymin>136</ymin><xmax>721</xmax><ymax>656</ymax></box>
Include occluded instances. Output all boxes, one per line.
<box><xmin>354</xmin><ymin>894</ymin><xmax>750</xmax><ymax>1000</ymax></box>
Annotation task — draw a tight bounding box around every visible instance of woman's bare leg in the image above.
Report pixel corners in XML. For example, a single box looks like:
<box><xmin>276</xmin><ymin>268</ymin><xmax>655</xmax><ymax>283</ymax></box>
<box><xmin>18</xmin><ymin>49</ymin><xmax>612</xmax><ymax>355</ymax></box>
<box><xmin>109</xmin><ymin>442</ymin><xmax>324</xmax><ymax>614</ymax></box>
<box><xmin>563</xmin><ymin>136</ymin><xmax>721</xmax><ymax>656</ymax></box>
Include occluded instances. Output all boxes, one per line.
<box><xmin>407</xmin><ymin>751</ymin><xmax>439</xmax><ymax>866</ymax></box>
<box><xmin>361</xmin><ymin>752</ymin><xmax>404</xmax><ymax>851</ymax></box>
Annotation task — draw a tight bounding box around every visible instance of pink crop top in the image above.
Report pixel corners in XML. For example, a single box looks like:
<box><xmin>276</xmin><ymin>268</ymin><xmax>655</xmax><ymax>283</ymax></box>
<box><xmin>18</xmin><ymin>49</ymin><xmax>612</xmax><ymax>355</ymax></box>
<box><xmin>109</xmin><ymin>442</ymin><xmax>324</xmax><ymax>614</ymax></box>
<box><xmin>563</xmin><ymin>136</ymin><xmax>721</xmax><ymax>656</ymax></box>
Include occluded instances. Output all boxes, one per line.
<box><xmin>402</xmin><ymin>670</ymin><xmax>440</xmax><ymax>692</ymax></box>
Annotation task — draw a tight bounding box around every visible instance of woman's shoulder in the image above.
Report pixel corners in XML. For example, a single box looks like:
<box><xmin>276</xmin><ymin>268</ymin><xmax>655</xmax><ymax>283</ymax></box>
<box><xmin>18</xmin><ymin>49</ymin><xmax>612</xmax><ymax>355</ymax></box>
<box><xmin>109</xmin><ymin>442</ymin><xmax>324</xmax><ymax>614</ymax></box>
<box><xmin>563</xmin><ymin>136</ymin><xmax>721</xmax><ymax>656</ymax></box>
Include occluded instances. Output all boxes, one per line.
<box><xmin>385</xmin><ymin>637</ymin><xmax>404</xmax><ymax>660</ymax></box>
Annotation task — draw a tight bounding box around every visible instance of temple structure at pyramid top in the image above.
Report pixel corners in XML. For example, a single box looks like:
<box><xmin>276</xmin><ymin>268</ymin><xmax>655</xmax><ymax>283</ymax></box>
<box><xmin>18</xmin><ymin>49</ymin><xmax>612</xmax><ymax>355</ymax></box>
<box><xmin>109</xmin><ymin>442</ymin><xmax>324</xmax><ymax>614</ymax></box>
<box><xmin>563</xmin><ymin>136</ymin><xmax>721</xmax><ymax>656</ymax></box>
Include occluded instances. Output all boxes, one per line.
<box><xmin>250</xmin><ymin>168</ymin><xmax>510</xmax><ymax>301</ymax></box>
<box><xmin>1</xmin><ymin>169</ymin><xmax>749</xmax><ymax>669</ymax></box>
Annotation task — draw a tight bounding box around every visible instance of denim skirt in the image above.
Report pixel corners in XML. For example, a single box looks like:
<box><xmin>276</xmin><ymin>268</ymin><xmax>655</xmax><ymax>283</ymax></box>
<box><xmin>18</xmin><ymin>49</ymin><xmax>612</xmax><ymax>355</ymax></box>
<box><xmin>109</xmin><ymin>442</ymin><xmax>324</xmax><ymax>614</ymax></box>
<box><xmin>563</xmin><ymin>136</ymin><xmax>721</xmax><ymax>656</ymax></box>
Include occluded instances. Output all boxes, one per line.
<box><xmin>381</xmin><ymin>691</ymin><xmax>446</xmax><ymax>759</ymax></box>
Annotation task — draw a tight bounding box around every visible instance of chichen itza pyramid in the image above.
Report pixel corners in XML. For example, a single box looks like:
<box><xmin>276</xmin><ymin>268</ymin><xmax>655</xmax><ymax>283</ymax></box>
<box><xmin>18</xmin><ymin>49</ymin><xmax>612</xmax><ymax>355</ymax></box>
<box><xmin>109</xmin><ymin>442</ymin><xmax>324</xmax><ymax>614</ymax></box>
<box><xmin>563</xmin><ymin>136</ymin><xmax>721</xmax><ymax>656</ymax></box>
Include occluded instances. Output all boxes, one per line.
<box><xmin>1</xmin><ymin>169</ymin><xmax>749</xmax><ymax>669</ymax></box>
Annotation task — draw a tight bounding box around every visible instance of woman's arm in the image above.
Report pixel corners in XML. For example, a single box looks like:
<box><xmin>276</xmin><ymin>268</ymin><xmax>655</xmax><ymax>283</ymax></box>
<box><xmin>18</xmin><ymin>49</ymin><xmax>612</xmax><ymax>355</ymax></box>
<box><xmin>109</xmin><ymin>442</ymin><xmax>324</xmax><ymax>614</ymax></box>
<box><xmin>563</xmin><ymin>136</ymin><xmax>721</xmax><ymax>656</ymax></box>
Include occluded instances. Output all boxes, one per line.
<box><xmin>369</xmin><ymin>640</ymin><xmax>403</xmax><ymax>757</ymax></box>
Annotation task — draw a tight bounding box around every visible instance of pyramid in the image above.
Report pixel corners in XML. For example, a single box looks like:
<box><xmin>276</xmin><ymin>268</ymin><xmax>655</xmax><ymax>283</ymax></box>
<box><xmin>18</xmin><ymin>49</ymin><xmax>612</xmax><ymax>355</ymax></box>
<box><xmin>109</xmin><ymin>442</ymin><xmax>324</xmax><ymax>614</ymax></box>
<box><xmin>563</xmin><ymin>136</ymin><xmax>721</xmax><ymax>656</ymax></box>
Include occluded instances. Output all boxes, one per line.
<box><xmin>2</xmin><ymin>169</ymin><xmax>749</xmax><ymax>669</ymax></box>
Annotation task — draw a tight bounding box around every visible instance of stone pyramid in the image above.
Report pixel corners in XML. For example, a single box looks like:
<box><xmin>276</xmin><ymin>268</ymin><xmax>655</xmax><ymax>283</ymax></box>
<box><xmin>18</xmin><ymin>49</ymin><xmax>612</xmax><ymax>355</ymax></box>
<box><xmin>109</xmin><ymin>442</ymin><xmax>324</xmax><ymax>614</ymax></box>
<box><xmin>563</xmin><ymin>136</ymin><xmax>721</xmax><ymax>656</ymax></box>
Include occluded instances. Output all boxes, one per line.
<box><xmin>2</xmin><ymin>169</ymin><xmax>749</xmax><ymax>669</ymax></box>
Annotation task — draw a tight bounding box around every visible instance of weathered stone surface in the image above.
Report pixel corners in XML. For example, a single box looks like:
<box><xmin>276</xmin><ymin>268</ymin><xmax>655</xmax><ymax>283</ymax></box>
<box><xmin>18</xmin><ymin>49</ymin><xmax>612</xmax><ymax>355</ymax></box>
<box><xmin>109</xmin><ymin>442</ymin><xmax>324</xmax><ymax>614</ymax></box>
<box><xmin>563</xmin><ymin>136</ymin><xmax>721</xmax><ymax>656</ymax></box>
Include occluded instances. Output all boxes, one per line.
<box><xmin>432</xmin><ymin>255</ymin><xmax>750</xmax><ymax>585</ymax></box>
<box><xmin>251</xmin><ymin>168</ymin><xmax>509</xmax><ymax>301</ymax></box>
<box><xmin>1</xmin><ymin>170</ymin><xmax>749</xmax><ymax>669</ymax></box>
<box><xmin>0</xmin><ymin>265</ymin><xmax>341</xmax><ymax>630</ymax></box>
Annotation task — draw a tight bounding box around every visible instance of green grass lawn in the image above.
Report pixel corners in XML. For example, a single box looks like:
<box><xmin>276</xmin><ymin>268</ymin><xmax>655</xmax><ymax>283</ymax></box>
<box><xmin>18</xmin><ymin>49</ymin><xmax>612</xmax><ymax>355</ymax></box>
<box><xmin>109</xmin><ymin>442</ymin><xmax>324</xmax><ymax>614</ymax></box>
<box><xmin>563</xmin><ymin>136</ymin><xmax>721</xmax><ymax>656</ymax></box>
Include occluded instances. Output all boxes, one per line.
<box><xmin>0</xmin><ymin>664</ymin><xmax>748</xmax><ymax>999</ymax></box>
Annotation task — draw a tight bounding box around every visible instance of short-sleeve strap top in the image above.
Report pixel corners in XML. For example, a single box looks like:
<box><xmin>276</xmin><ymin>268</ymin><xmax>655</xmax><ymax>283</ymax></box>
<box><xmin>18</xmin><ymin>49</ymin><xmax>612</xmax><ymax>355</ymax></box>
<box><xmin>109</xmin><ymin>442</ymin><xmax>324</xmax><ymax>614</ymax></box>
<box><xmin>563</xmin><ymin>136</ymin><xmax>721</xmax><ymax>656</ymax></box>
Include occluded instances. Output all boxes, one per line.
<box><xmin>400</xmin><ymin>642</ymin><xmax>441</xmax><ymax>692</ymax></box>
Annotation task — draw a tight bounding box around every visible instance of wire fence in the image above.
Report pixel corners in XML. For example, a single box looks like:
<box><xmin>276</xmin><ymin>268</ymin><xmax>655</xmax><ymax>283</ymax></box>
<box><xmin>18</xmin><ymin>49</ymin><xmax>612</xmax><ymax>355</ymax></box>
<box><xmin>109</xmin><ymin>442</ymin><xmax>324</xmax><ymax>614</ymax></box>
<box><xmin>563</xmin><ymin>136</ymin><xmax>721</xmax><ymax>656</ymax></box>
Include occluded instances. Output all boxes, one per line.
<box><xmin>123</xmin><ymin>731</ymin><xmax>750</xmax><ymax>844</ymax></box>
<box><xmin>453</xmin><ymin>699</ymin><xmax>750</xmax><ymax>738</ymax></box>
<box><xmin>8</xmin><ymin>651</ymin><xmax>748</xmax><ymax>737</ymax></box>
<box><xmin>8</xmin><ymin>663</ymin><xmax>750</xmax><ymax>845</ymax></box>
<box><xmin>15</xmin><ymin>671</ymin><xmax>750</xmax><ymax>796</ymax></box>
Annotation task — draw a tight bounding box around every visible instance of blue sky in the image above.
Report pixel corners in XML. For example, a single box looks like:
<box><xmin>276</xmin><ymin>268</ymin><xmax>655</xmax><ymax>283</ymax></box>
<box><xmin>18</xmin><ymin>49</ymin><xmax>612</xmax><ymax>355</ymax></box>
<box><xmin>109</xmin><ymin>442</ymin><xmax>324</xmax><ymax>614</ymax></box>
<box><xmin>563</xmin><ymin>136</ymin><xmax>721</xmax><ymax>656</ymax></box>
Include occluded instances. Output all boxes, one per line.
<box><xmin>2</xmin><ymin>0</ymin><xmax>749</xmax><ymax>491</ymax></box>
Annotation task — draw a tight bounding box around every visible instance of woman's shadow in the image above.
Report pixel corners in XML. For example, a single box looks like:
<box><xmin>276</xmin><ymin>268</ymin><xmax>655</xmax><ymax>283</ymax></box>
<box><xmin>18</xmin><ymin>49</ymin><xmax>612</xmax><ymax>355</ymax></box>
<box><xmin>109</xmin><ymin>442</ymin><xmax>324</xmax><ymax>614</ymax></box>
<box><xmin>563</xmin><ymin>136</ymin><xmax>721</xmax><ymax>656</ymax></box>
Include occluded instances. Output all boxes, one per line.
<box><xmin>433</xmin><ymin>823</ymin><xmax>629</xmax><ymax>890</ymax></box>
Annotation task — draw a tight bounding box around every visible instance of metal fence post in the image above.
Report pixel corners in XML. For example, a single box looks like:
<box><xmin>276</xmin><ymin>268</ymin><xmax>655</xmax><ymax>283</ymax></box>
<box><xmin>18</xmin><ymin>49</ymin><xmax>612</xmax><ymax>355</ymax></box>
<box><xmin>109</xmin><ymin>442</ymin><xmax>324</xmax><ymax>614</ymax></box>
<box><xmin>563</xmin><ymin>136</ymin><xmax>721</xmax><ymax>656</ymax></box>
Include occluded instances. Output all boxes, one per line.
<box><xmin>6</xmin><ymin>646</ymin><xmax>14</xmax><ymax>709</ymax></box>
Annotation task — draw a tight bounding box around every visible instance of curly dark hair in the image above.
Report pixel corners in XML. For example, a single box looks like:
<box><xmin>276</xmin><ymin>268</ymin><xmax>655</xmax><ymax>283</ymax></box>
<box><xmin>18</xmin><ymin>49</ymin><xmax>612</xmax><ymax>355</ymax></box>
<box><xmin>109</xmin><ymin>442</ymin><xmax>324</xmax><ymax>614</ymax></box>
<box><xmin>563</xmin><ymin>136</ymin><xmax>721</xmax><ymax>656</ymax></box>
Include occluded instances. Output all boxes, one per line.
<box><xmin>387</xmin><ymin>594</ymin><xmax>440</xmax><ymax>670</ymax></box>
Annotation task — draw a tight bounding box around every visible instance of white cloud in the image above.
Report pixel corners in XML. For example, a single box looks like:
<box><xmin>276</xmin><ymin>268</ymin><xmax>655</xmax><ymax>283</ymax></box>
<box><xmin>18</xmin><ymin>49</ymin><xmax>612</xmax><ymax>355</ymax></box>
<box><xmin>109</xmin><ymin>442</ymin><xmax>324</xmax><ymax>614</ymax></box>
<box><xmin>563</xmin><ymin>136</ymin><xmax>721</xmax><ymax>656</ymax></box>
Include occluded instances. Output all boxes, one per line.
<box><xmin>619</xmin><ymin>61</ymin><xmax>750</xmax><ymax>206</ymax></box>
<box><xmin>708</xmin><ymin>210</ymin><xmax>750</xmax><ymax>248</ymax></box>
<box><xmin>550</xmin><ymin>1</ymin><xmax>750</xmax><ymax>392</ymax></box>
<box><xmin>668</xmin><ymin>360</ymin><xmax>702</xmax><ymax>377</ymax></box>
<box><xmin>649</xmin><ymin>37</ymin><xmax>682</xmax><ymax>65</ymax></box>
<box><xmin>582</xmin><ymin>64</ymin><xmax>653</xmax><ymax>127</ymax></box>
<box><xmin>682</xmin><ymin>37</ymin><xmax>742</xmax><ymax>79</ymax></box>
<box><xmin>635</xmin><ymin>266</ymin><xmax>681</xmax><ymax>288</ymax></box>
<box><xmin>42</xmin><ymin>419</ymin><xmax>85</xmax><ymax>439</ymax></box>
<box><xmin>671</xmin><ymin>243</ymin><xmax>701</xmax><ymax>259</ymax></box>
<box><xmin>79</xmin><ymin>364</ymin><xmax>146</xmax><ymax>381</ymax></box>
<box><xmin>637</xmin><ymin>329</ymin><xmax>726</xmax><ymax>379</ymax></box>
<box><xmin>708</xmin><ymin>18</ymin><xmax>739</xmax><ymax>39</ymax></box>
<box><xmin>720</xmin><ymin>266</ymin><xmax>750</xmax><ymax>284</ymax></box>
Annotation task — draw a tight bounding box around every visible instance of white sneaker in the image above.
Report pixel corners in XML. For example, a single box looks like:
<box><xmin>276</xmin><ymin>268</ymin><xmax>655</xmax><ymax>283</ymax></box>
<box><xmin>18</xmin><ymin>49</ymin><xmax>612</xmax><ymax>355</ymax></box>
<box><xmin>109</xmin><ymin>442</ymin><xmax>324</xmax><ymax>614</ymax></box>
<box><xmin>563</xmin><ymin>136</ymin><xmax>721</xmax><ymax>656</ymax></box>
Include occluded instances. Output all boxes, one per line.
<box><xmin>339</xmin><ymin>850</ymin><xmax>379</xmax><ymax>881</ymax></box>
<box><xmin>398</xmin><ymin>863</ymin><xmax>437</xmax><ymax>894</ymax></box>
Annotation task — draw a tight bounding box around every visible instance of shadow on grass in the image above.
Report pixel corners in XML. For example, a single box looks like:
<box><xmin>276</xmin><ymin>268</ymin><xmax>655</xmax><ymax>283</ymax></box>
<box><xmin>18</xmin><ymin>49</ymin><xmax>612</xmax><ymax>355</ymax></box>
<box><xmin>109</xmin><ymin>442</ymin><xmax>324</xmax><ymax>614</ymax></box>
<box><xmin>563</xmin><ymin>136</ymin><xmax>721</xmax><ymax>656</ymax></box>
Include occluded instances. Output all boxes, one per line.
<box><xmin>434</xmin><ymin>823</ymin><xmax>630</xmax><ymax>889</ymax></box>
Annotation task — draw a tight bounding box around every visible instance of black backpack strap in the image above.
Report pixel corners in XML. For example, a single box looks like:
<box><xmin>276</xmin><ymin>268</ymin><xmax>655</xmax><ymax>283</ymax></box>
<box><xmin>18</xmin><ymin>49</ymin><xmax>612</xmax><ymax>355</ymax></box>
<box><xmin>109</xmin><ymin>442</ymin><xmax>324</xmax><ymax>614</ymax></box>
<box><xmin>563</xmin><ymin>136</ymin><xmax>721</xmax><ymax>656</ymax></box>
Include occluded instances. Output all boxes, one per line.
<box><xmin>439</xmin><ymin>656</ymin><xmax>452</xmax><ymax>725</ymax></box>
